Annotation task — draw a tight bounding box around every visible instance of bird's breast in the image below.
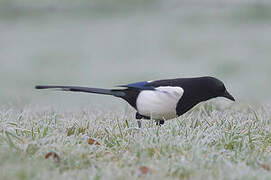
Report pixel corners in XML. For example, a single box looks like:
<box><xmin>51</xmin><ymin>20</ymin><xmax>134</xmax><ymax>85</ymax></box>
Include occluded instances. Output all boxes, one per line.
<box><xmin>136</xmin><ymin>86</ymin><xmax>184</xmax><ymax>120</ymax></box>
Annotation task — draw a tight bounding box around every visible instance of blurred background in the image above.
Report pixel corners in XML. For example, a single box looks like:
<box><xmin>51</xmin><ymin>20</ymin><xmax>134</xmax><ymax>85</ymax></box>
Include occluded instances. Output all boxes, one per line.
<box><xmin>0</xmin><ymin>0</ymin><xmax>271</xmax><ymax>107</ymax></box>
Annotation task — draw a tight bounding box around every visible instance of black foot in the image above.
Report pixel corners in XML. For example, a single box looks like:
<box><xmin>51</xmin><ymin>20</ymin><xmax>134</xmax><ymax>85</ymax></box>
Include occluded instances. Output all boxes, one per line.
<box><xmin>155</xmin><ymin>120</ymin><xmax>165</xmax><ymax>126</ymax></box>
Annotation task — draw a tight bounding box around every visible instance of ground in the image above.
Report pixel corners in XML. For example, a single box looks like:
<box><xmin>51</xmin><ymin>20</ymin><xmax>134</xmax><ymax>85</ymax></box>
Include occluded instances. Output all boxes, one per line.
<box><xmin>1</xmin><ymin>0</ymin><xmax>271</xmax><ymax>179</ymax></box>
<box><xmin>1</xmin><ymin>102</ymin><xmax>271</xmax><ymax>180</ymax></box>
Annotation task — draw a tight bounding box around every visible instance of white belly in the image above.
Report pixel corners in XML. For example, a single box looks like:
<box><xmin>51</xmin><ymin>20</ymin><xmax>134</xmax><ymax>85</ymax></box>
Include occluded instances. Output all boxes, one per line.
<box><xmin>136</xmin><ymin>86</ymin><xmax>184</xmax><ymax>120</ymax></box>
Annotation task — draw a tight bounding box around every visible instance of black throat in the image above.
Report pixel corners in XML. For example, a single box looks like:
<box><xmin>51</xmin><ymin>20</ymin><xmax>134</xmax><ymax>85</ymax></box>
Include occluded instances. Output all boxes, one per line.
<box><xmin>175</xmin><ymin>78</ymin><xmax>216</xmax><ymax>116</ymax></box>
<box><xmin>176</xmin><ymin>91</ymin><xmax>205</xmax><ymax>116</ymax></box>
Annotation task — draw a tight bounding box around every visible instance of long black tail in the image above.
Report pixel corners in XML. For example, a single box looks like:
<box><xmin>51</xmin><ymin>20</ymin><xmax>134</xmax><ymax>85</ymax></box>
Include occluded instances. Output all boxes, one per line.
<box><xmin>35</xmin><ymin>85</ymin><xmax>125</xmax><ymax>97</ymax></box>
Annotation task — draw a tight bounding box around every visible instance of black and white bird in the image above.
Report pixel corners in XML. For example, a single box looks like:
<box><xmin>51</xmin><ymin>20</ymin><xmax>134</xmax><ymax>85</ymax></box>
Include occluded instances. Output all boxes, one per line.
<box><xmin>36</xmin><ymin>76</ymin><xmax>235</xmax><ymax>126</ymax></box>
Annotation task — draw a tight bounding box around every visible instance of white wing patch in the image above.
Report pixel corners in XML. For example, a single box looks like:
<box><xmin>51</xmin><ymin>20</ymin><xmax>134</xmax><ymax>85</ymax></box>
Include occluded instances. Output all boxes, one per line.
<box><xmin>136</xmin><ymin>86</ymin><xmax>184</xmax><ymax>120</ymax></box>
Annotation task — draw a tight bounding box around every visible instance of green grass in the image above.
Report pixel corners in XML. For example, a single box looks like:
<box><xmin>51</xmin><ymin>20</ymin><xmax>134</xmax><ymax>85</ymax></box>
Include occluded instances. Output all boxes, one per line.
<box><xmin>1</xmin><ymin>102</ymin><xmax>271</xmax><ymax>180</ymax></box>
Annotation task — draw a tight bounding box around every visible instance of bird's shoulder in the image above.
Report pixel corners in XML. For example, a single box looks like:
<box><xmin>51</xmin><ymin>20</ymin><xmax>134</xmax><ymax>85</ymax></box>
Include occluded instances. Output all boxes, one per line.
<box><xmin>146</xmin><ymin>78</ymin><xmax>187</xmax><ymax>88</ymax></box>
<box><xmin>119</xmin><ymin>81</ymin><xmax>154</xmax><ymax>90</ymax></box>
<box><xmin>119</xmin><ymin>78</ymin><xmax>188</xmax><ymax>91</ymax></box>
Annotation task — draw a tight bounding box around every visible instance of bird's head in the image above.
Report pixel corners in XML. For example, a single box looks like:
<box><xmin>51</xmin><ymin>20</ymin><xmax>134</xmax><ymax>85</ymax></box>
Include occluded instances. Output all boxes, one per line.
<box><xmin>202</xmin><ymin>76</ymin><xmax>235</xmax><ymax>101</ymax></box>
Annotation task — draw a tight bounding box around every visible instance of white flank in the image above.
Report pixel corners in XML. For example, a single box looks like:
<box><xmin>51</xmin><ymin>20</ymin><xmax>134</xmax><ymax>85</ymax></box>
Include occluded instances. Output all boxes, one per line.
<box><xmin>136</xmin><ymin>86</ymin><xmax>184</xmax><ymax>120</ymax></box>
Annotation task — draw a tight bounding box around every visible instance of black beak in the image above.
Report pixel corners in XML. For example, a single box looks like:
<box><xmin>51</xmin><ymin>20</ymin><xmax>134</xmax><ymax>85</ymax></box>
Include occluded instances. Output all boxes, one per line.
<box><xmin>223</xmin><ymin>90</ymin><xmax>235</xmax><ymax>101</ymax></box>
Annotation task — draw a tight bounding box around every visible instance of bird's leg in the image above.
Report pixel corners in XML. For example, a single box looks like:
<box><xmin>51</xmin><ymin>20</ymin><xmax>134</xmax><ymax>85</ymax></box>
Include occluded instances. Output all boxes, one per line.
<box><xmin>137</xmin><ymin>121</ymin><xmax>142</xmax><ymax>128</ymax></box>
<box><xmin>155</xmin><ymin>118</ymin><xmax>165</xmax><ymax>126</ymax></box>
<box><xmin>155</xmin><ymin>120</ymin><xmax>165</xmax><ymax>126</ymax></box>
<box><xmin>135</xmin><ymin>112</ymin><xmax>142</xmax><ymax>128</ymax></box>
<box><xmin>160</xmin><ymin>120</ymin><xmax>165</xmax><ymax>125</ymax></box>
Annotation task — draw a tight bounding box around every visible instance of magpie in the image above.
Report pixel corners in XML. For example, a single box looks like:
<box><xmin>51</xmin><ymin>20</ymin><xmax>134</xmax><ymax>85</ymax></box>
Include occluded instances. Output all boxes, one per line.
<box><xmin>35</xmin><ymin>76</ymin><xmax>235</xmax><ymax>126</ymax></box>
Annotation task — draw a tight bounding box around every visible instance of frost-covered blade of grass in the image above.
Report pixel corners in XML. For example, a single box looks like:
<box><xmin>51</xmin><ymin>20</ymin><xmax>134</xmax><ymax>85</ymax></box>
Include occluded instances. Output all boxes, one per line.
<box><xmin>0</xmin><ymin>103</ymin><xmax>271</xmax><ymax>180</ymax></box>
